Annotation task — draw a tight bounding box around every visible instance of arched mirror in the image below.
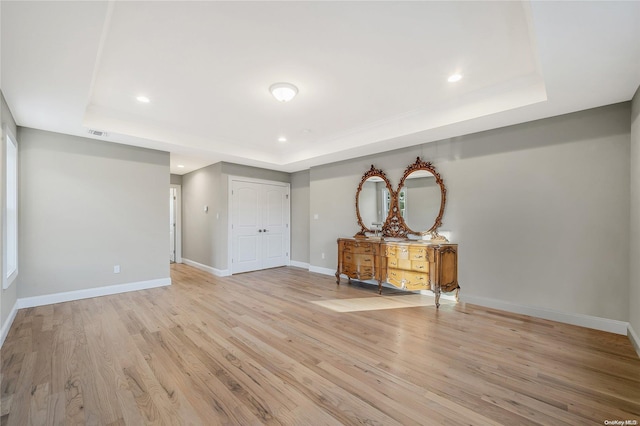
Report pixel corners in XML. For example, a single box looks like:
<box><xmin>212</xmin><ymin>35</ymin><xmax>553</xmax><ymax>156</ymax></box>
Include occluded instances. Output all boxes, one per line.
<box><xmin>396</xmin><ymin>157</ymin><xmax>446</xmax><ymax>236</ymax></box>
<box><xmin>355</xmin><ymin>165</ymin><xmax>394</xmax><ymax>236</ymax></box>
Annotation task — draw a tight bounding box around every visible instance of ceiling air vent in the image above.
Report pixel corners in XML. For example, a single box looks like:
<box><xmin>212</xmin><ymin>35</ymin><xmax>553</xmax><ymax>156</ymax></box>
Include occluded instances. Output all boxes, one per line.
<box><xmin>88</xmin><ymin>129</ymin><xmax>108</xmax><ymax>137</ymax></box>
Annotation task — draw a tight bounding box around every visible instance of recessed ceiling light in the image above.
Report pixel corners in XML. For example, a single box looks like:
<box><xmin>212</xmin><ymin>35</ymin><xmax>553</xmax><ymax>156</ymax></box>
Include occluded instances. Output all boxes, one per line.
<box><xmin>177</xmin><ymin>164</ymin><xmax>185</xmax><ymax>168</ymax></box>
<box><xmin>447</xmin><ymin>73</ymin><xmax>463</xmax><ymax>83</ymax></box>
<box><xmin>278</xmin><ymin>136</ymin><xmax>287</xmax><ymax>143</ymax></box>
<box><xmin>136</xmin><ymin>95</ymin><xmax>150</xmax><ymax>103</ymax></box>
<box><xmin>269</xmin><ymin>83</ymin><xmax>298</xmax><ymax>102</ymax></box>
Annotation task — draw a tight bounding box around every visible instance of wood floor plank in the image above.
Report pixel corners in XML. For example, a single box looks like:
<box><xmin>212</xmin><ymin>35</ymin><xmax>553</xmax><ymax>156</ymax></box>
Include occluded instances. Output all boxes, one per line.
<box><xmin>1</xmin><ymin>263</ymin><xmax>639</xmax><ymax>425</ymax></box>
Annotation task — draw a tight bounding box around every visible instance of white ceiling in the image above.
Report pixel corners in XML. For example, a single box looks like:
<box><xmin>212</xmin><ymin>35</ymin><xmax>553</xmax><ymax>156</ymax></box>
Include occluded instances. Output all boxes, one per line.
<box><xmin>2</xmin><ymin>1</ymin><xmax>639</xmax><ymax>174</ymax></box>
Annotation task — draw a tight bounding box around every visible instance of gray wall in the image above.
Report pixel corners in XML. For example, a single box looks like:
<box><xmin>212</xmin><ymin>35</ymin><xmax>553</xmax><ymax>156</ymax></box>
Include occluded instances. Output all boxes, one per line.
<box><xmin>310</xmin><ymin>103</ymin><xmax>631</xmax><ymax>322</ymax></box>
<box><xmin>182</xmin><ymin>161</ymin><xmax>290</xmax><ymax>270</ymax></box>
<box><xmin>631</xmin><ymin>87</ymin><xmax>640</xmax><ymax>341</ymax></box>
<box><xmin>291</xmin><ymin>170</ymin><xmax>310</xmax><ymax>264</ymax></box>
<box><xmin>1</xmin><ymin>91</ymin><xmax>18</xmax><ymax>330</ymax></box>
<box><xmin>17</xmin><ymin>128</ymin><xmax>170</xmax><ymax>298</ymax></box>
<box><xmin>182</xmin><ymin>162</ymin><xmax>224</xmax><ymax>268</ymax></box>
<box><xmin>170</xmin><ymin>174</ymin><xmax>182</xmax><ymax>185</ymax></box>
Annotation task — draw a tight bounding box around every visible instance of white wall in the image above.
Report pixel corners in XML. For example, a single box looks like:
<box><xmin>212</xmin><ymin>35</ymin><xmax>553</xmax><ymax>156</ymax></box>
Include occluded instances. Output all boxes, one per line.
<box><xmin>310</xmin><ymin>103</ymin><xmax>631</xmax><ymax>322</ymax></box>
<box><xmin>17</xmin><ymin>128</ymin><xmax>170</xmax><ymax>298</ymax></box>
<box><xmin>630</xmin><ymin>87</ymin><xmax>640</xmax><ymax>346</ymax></box>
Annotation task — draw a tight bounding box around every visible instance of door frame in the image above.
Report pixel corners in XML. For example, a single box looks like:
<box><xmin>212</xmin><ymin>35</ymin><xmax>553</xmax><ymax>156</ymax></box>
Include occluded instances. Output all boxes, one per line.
<box><xmin>227</xmin><ymin>176</ymin><xmax>290</xmax><ymax>275</ymax></box>
<box><xmin>170</xmin><ymin>184</ymin><xmax>182</xmax><ymax>263</ymax></box>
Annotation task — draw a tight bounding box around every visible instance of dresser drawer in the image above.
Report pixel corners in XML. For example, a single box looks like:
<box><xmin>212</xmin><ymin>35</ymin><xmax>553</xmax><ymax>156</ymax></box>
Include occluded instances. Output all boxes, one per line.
<box><xmin>341</xmin><ymin>241</ymin><xmax>374</xmax><ymax>253</ymax></box>
<box><xmin>404</xmin><ymin>271</ymin><xmax>428</xmax><ymax>287</ymax></box>
<box><xmin>357</xmin><ymin>271</ymin><xmax>374</xmax><ymax>280</ymax></box>
<box><xmin>355</xmin><ymin>254</ymin><xmax>374</xmax><ymax>265</ymax></box>
<box><xmin>341</xmin><ymin>263</ymin><xmax>356</xmax><ymax>276</ymax></box>
<box><xmin>409</xmin><ymin>246</ymin><xmax>428</xmax><ymax>261</ymax></box>
<box><xmin>387</xmin><ymin>269</ymin><xmax>403</xmax><ymax>287</ymax></box>
<box><xmin>352</xmin><ymin>242</ymin><xmax>374</xmax><ymax>254</ymax></box>
<box><xmin>395</xmin><ymin>245</ymin><xmax>410</xmax><ymax>259</ymax></box>
<box><xmin>411</xmin><ymin>260</ymin><xmax>428</xmax><ymax>272</ymax></box>
<box><xmin>397</xmin><ymin>258</ymin><xmax>412</xmax><ymax>270</ymax></box>
<box><xmin>404</xmin><ymin>280</ymin><xmax>429</xmax><ymax>291</ymax></box>
<box><xmin>385</xmin><ymin>245</ymin><xmax>397</xmax><ymax>257</ymax></box>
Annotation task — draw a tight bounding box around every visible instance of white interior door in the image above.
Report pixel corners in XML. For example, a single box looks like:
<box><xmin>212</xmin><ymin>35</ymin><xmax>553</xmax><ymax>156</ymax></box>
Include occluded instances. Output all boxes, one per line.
<box><xmin>232</xmin><ymin>181</ymin><xmax>262</xmax><ymax>273</ymax></box>
<box><xmin>261</xmin><ymin>184</ymin><xmax>288</xmax><ymax>269</ymax></box>
<box><xmin>231</xmin><ymin>179</ymin><xmax>289</xmax><ymax>274</ymax></box>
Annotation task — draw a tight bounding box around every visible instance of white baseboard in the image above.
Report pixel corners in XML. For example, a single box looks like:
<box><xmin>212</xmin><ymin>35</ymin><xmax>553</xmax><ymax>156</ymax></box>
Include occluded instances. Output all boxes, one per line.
<box><xmin>629</xmin><ymin>324</ymin><xmax>640</xmax><ymax>358</ymax></box>
<box><xmin>309</xmin><ymin>265</ymin><xmax>337</xmax><ymax>276</ymax></box>
<box><xmin>0</xmin><ymin>300</ymin><xmax>20</xmax><ymax>348</ymax></box>
<box><xmin>182</xmin><ymin>258</ymin><xmax>230</xmax><ymax>277</ymax></box>
<box><xmin>289</xmin><ymin>260</ymin><xmax>310</xmax><ymax>269</ymax></box>
<box><xmin>462</xmin><ymin>294</ymin><xmax>629</xmax><ymax>335</ymax></box>
<box><xmin>17</xmin><ymin>278</ymin><xmax>171</xmax><ymax>310</ymax></box>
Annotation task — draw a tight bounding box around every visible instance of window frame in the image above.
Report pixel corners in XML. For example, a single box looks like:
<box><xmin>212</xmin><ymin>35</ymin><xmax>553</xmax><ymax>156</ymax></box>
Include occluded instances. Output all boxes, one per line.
<box><xmin>3</xmin><ymin>126</ymin><xmax>18</xmax><ymax>289</ymax></box>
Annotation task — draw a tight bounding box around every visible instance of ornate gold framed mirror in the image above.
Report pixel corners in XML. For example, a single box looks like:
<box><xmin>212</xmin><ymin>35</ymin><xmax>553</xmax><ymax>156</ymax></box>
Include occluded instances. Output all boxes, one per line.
<box><xmin>396</xmin><ymin>157</ymin><xmax>446</xmax><ymax>238</ymax></box>
<box><xmin>355</xmin><ymin>157</ymin><xmax>447</xmax><ymax>240</ymax></box>
<box><xmin>355</xmin><ymin>165</ymin><xmax>395</xmax><ymax>237</ymax></box>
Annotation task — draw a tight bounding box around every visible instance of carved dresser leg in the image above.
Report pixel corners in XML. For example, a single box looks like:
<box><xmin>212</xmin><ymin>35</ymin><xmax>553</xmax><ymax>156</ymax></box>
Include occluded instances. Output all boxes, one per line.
<box><xmin>455</xmin><ymin>287</ymin><xmax>460</xmax><ymax>302</ymax></box>
<box><xmin>335</xmin><ymin>271</ymin><xmax>340</xmax><ymax>285</ymax></box>
<box><xmin>434</xmin><ymin>285</ymin><xmax>441</xmax><ymax>308</ymax></box>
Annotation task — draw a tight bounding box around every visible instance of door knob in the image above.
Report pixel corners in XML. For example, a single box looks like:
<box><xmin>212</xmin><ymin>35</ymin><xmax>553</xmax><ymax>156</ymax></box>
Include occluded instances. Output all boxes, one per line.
<box><xmin>258</xmin><ymin>229</ymin><xmax>263</xmax><ymax>233</ymax></box>
<box><xmin>263</xmin><ymin>229</ymin><xmax>269</xmax><ymax>232</ymax></box>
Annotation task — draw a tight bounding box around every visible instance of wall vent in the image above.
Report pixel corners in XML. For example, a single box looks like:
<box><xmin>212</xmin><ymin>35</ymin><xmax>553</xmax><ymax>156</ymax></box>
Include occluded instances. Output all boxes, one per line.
<box><xmin>88</xmin><ymin>129</ymin><xmax>108</xmax><ymax>137</ymax></box>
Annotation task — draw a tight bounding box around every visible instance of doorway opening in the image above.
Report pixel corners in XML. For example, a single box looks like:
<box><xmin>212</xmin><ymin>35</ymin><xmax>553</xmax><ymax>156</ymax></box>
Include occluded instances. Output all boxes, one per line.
<box><xmin>170</xmin><ymin>184</ymin><xmax>182</xmax><ymax>263</ymax></box>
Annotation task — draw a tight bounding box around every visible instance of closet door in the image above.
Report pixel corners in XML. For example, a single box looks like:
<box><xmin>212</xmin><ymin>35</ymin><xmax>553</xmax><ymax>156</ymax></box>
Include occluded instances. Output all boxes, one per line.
<box><xmin>261</xmin><ymin>184</ymin><xmax>288</xmax><ymax>269</ymax></box>
<box><xmin>232</xmin><ymin>181</ymin><xmax>262</xmax><ymax>273</ymax></box>
<box><xmin>231</xmin><ymin>180</ymin><xmax>289</xmax><ymax>274</ymax></box>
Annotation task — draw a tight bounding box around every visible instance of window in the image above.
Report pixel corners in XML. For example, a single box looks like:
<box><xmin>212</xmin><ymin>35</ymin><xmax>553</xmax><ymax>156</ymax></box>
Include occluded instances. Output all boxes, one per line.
<box><xmin>3</xmin><ymin>129</ymin><xmax>18</xmax><ymax>288</ymax></box>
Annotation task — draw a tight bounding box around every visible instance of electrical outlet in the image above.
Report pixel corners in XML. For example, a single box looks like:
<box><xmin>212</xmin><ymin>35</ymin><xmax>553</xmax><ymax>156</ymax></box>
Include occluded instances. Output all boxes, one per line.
<box><xmin>321</xmin><ymin>253</ymin><xmax>325</xmax><ymax>259</ymax></box>
<box><xmin>113</xmin><ymin>265</ymin><xmax>120</xmax><ymax>274</ymax></box>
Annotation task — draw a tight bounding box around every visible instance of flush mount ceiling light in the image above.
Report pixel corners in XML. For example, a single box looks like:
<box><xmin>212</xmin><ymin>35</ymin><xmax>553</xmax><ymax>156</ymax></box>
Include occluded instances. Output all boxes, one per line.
<box><xmin>447</xmin><ymin>73</ymin><xmax>463</xmax><ymax>83</ymax></box>
<box><xmin>136</xmin><ymin>95</ymin><xmax>150</xmax><ymax>103</ymax></box>
<box><xmin>177</xmin><ymin>164</ymin><xmax>185</xmax><ymax>168</ymax></box>
<box><xmin>278</xmin><ymin>136</ymin><xmax>287</xmax><ymax>143</ymax></box>
<box><xmin>269</xmin><ymin>83</ymin><xmax>298</xmax><ymax>102</ymax></box>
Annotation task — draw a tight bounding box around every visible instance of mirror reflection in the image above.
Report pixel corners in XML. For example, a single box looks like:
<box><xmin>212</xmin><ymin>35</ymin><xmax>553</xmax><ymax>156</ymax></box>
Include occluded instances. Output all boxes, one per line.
<box><xmin>398</xmin><ymin>170</ymin><xmax>441</xmax><ymax>233</ymax></box>
<box><xmin>358</xmin><ymin>177</ymin><xmax>391</xmax><ymax>233</ymax></box>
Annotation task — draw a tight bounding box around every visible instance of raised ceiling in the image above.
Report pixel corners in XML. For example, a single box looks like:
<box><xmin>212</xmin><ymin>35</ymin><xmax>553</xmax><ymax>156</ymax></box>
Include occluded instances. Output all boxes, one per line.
<box><xmin>2</xmin><ymin>1</ymin><xmax>639</xmax><ymax>174</ymax></box>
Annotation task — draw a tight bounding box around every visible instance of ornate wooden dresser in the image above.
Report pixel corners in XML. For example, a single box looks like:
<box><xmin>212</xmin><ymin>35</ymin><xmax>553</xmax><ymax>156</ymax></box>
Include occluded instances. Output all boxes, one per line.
<box><xmin>338</xmin><ymin>157</ymin><xmax>459</xmax><ymax>308</ymax></box>
<box><xmin>336</xmin><ymin>238</ymin><xmax>458</xmax><ymax>307</ymax></box>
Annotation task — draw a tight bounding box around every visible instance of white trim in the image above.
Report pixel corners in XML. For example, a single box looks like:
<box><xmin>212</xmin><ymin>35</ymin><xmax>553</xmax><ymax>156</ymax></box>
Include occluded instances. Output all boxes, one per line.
<box><xmin>182</xmin><ymin>258</ymin><xmax>230</xmax><ymax>277</ymax></box>
<box><xmin>170</xmin><ymin>184</ymin><xmax>182</xmax><ymax>263</ymax></box>
<box><xmin>290</xmin><ymin>260</ymin><xmax>310</xmax><ymax>269</ymax></box>
<box><xmin>462</xmin><ymin>294</ymin><xmax>629</xmax><ymax>335</ymax></box>
<box><xmin>0</xmin><ymin>300</ymin><xmax>19</xmax><ymax>348</ymax></box>
<box><xmin>17</xmin><ymin>278</ymin><xmax>171</xmax><ymax>309</ymax></box>
<box><xmin>309</xmin><ymin>265</ymin><xmax>337</xmax><ymax>276</ymax></box>
<box><xmin>629</xmin><ymin>324</ymin><xmax>640</xmax><ymax>358</ymax></box>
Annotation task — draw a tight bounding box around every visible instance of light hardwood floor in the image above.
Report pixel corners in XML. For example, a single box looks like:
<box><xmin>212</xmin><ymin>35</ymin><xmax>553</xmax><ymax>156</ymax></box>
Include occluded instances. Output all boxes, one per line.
<box><xmin>1</xmin><ymin>264</ymin><xmax>639</xmax><ymax>425</ymax></box>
